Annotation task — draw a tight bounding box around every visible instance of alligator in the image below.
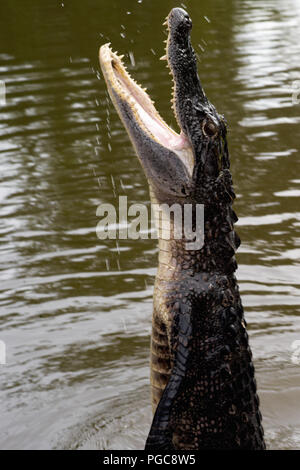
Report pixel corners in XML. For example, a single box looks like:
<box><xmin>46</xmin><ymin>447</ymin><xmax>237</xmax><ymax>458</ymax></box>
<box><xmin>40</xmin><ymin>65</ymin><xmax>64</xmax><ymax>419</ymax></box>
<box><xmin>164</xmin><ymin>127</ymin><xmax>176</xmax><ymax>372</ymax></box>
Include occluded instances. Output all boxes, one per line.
<box><xmin>99</xmin><ymin>7</ymin><xmax>266</xmax><ymax>450</ymax></box>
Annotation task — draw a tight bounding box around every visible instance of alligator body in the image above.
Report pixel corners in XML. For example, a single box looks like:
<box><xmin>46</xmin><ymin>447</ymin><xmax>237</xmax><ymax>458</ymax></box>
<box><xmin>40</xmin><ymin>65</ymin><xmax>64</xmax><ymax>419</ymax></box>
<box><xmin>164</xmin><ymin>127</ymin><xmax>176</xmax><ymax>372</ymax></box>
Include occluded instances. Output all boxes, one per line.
<box><xmin>99</xmin><ymin>8</ymin><xmax>265</xmax><ymax>450</ymax></box>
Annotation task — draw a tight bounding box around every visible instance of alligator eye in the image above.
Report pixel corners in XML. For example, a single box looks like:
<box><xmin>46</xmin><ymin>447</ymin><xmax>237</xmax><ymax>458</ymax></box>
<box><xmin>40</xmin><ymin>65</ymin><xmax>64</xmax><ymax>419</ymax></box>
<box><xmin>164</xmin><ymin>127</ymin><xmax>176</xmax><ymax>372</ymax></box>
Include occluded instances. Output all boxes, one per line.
<box><xmin>202</xmin><ymin>119</ymin><xmax>218</xmax><ymax>138</ymax></box>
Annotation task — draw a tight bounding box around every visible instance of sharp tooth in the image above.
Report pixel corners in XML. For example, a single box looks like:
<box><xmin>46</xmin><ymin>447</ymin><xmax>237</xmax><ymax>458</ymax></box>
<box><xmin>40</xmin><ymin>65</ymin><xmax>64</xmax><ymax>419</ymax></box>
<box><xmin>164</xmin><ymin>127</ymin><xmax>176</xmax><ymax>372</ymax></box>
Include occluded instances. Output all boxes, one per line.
<box><xmin>160</xmin><ymin>55</ymin><xmax>167</xmax><ymax>61</ymax></box>
<box><xmin>162</xmin><ymin>20</ymin><xmax>168</xmax><ymax>26</ymax></box>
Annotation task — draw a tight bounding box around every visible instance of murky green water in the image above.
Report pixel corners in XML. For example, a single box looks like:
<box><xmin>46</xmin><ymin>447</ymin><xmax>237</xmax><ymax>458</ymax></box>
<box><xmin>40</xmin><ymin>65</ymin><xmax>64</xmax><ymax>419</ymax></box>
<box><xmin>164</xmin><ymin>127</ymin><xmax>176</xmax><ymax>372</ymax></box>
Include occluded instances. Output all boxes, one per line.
<box><xmin>0</xmin><ymin>0</ymin><xmax>299</xmax><ymax>450</ymax></box>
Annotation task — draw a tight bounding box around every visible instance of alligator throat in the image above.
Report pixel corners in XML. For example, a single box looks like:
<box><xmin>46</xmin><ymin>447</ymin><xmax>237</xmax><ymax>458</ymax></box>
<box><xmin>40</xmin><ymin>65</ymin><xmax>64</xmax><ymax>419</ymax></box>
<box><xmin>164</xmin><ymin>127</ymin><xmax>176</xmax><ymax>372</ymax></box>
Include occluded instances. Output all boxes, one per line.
<box><xmin>99</xmin><ymin>7</ymin><xmax>266</xmax><ymax>450</ymax></box>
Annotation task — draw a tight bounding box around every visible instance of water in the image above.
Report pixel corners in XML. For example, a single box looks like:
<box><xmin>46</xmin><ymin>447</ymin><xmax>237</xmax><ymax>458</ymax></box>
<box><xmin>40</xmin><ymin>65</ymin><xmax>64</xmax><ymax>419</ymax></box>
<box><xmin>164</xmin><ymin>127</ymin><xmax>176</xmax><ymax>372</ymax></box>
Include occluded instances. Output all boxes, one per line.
<box><xmin>0</xmin><ymin>0</ymin><xmax>299</xmax><ymax>450</ymax></box>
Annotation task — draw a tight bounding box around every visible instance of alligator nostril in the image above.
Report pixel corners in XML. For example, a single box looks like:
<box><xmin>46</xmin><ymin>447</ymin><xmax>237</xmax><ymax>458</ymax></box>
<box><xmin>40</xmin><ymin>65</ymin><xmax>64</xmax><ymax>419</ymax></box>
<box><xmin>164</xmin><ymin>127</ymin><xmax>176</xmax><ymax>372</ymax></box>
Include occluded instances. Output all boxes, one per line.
<box><xmin>184</xmin><ymin>16</ymin><xmax>192</xmax><ymax>28</ymax></box>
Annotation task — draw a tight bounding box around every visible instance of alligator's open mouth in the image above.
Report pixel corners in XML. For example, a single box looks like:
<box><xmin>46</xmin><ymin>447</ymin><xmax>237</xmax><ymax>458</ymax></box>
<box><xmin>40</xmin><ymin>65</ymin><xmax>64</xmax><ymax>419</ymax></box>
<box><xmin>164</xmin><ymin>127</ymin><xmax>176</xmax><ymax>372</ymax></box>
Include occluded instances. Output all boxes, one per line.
<box><xmin>99</xmin><ymin>6</ymin><xmax>198</xmax><ymax>184</ymax></box>
<box><xmin>99</xmin><ymin>43</ymin><xmax>191</xmax><ymax>152</ymax></box>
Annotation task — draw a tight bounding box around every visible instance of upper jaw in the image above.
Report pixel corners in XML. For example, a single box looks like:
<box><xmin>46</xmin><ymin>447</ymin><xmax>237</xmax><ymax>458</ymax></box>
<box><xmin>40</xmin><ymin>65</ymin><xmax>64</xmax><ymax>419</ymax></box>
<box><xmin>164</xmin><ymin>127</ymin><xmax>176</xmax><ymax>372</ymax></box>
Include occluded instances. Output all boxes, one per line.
<box><xmin>165</xmin><ymin>9</ymin><xmax>228</xmax><ymax>169</ymax></box>
<box><xmin>99</xmin><ymin>45</ymin><xmax>187</xmax><ymax>151</ymax></box>
<box><xmin>165</xmin><ymin>9</ymin><xmax>213</xmax><ymax>145</ymax></box>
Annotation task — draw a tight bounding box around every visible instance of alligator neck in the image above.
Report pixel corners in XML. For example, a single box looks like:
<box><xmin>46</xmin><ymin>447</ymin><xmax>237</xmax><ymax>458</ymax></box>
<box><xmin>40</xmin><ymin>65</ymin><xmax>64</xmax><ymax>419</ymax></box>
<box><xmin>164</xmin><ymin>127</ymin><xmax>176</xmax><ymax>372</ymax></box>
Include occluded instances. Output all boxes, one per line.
<box><xmin>151</xmin><ymin>169</ymin><xmax>240</xmax><ymax>278</ymax></box>
<box><xmin>156</xmin><ymin>205</ymin><xmax>240</xmax><ymax>279</ymax></box>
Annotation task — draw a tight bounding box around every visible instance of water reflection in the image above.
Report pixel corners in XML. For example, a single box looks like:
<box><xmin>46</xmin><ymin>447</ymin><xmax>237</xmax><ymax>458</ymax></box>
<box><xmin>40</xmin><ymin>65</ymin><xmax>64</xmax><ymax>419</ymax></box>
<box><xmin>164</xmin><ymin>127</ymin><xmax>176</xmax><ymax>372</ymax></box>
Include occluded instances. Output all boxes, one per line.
<box><xmin>0</xmin><ymin>0</ymin><xmax>299</xmax><ymax>450</ymax></box>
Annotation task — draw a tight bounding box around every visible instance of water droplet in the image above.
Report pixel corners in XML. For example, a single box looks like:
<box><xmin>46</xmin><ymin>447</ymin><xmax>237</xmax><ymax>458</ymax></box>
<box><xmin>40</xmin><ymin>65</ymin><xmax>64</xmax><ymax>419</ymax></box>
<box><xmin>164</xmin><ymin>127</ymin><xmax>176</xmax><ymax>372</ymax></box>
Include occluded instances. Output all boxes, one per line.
<box><xmin>110</xmin><ymin>175</ymin><xmax>116</xmax><ymax>197</ymax></box>
<box><xmin>120</xmin><ymin>32</ymin><xmax>126</xmax><ymax>39</ymax></box>
<box><xmin>111</xmin><ymin>175</ymin><xmax>116</xmax><ymax>190</ymax></box>
<box><xmin>204</xmin><ymin>16</ymin><xmax>211</xmax><ymax>23</ymax></box>
<box><xmin>129</xmin><ymin>51</ymin><xmax>135</xmax><ymax>67</ymax></box>
<box><xmin>120</xmin><ymin>178</ymin><xmax>126</xmax><ymax>192</ymax></box>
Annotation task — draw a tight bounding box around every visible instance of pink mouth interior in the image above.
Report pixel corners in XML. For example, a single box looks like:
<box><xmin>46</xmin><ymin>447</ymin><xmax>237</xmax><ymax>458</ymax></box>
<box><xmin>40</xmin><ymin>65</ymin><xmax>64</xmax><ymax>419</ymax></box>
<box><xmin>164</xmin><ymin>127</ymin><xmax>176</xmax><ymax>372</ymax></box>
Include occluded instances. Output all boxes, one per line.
<box><xmin>115</xmin><ymin>68</ymin><xmax>188</xmax><ymax>151</ymax></box>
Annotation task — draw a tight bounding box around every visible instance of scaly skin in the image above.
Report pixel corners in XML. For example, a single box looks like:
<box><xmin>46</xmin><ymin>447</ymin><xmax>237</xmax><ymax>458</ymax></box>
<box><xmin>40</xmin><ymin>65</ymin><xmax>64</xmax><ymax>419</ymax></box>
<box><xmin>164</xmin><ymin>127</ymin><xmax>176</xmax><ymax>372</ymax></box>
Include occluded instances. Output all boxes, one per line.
<box><xmin>148</xmin><ymin>173</ymin><xmax>265</xmax><ymax>450</ymax></box>
<box><xmin>99</xmin><ymin>7</ymin><xmax>266</xmax><ymax>450</ymax></box>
